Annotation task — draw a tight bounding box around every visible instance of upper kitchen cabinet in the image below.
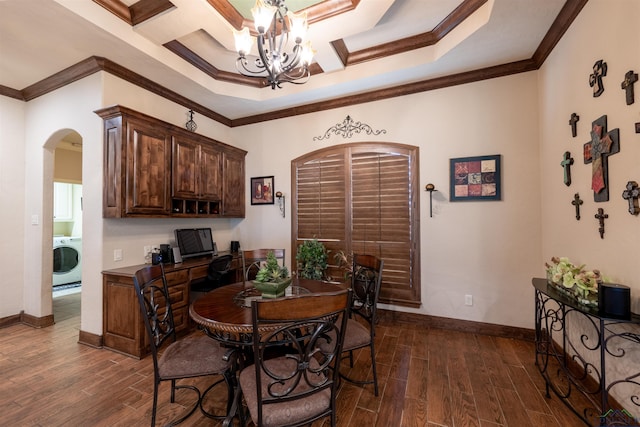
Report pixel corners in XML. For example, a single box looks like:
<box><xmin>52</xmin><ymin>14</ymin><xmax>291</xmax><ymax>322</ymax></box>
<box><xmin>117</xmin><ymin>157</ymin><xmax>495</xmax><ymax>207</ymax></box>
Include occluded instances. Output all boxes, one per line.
<box><xmin>96</xmin><ymin>106</ymin><xmax>247</xmax><ymax>218</ymax></box>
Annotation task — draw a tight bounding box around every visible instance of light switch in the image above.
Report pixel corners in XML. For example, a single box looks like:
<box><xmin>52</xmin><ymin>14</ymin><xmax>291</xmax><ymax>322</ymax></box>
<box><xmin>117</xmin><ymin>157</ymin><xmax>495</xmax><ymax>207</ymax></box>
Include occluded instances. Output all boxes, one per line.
<box><xmin>31</xmin><ymin>214</ymin><xmax>39</xmax><ymax>225</ymax></box>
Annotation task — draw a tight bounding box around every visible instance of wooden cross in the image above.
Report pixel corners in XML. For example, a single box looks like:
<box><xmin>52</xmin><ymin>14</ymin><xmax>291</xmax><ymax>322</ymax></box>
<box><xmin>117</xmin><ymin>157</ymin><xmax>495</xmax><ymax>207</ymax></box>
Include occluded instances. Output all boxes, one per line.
<box><xmin>622</xmin><ymin>181</ymin><xmax>639</xmax><ymax>215</ymax></box>
<box><xmin>571</xmin><ymin>193</ymin><xmax>583</xmax><ymax>220</ymax></box>
<box><xmin>621</xmin><ymin>70</ymin><xmax>638</xmax><ymax>105</ymax></box>
<box><xmin>560</xmin><ymin>151</ymin><xmax>574</xmax><ymax>186</ymax></box>
<box><xmin>583</xmin><ymin>115</ymin><xmax>620</xmax><ymax>202</ymax></box>
<box><xmin>589</xmin><ymin>59</ymin><xmax>607</xmax><ymax>97</ymax></box>
<box><xmin>594</xmin><ymin>208</ymin><xmax>608</xmax><ymax>239</ymax></box>
<box><xmin>569</xmin><ymin>113</ymin><xmax>580</xmax><ymax>137</ymax></box>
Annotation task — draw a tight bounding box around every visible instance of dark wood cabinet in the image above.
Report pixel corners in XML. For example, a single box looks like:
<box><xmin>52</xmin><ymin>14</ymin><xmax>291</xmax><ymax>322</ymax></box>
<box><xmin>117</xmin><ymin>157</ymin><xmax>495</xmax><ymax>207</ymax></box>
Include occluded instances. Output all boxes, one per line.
<box><xmin>102</xmin><ymin>253</ymin><xmax>242</xmax><ymax>359</ymax></box>
<box><xmin>222</xmin><ymin>151</ymin><xmax>245</xmax><ymax>217</ymax></box>
<box><xmin>96</xmin><ymin>105</ymin><xmax>246</xmax><ymax>218</ymax></box>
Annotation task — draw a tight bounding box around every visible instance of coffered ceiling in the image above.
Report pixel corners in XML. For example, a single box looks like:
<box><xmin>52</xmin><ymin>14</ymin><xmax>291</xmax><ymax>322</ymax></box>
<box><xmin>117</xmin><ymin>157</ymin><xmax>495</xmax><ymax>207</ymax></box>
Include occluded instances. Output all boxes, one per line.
<box><xmin>0</xmin><ymin>0</ymin><xmax>586</xmax><ymax>126</ymax></box>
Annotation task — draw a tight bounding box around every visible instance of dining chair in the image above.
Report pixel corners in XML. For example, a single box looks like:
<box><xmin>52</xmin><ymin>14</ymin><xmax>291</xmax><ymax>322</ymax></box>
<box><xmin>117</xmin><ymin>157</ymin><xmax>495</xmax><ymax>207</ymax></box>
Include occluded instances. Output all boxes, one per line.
<box><xmin>340</xmin><ymin>254</ymin><xmax>384</xmax><ymax>396</ymax></box>
<box><xmin>238</xmin><ymin>289</ymin><xmax>351</xmax><ymax>427</ymax></box>
<box><xmin>133</xmin><ymin>264</ymin><xmax>235</xmax><ymax>427</ymax></box>
<box><xmin>242</xmin><ymin>249</ymin><xmax>285</xmax><ymax>281</ymax></box>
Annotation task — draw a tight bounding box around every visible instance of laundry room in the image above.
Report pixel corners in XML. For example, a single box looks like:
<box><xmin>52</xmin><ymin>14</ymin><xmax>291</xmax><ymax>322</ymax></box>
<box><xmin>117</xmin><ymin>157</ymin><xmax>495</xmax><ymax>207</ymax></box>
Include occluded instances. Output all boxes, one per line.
<box><xmin>53</xmin><ymin>134</ymin><xmax>82</xmax><ymax>299</ymax></box>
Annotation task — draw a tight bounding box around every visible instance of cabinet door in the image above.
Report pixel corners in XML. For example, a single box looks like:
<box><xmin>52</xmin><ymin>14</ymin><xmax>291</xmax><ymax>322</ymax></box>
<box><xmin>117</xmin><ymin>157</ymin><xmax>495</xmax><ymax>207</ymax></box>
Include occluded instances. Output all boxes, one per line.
<box><xmin>199</xmin><ymin>144</ymin><xmax>222</xmax><ymax>200</ymax></box>
<box><xmin>53</xmin><ymin>182</ymin><xmax>73</xmax><ymax>221</ymax></box>
<box><xmin>172</xmin><ymin>137</ymin><xmax>199</xmax><ymax>199</ymax></box>
<box><xmin>125</xmin><ymin>118</ymin><xmax>171</xmax><ymax>215</ymax></box>
<box><xmin>222</xmin><ymin>151</ymin><xmax>245</xmax><ymax>217</ymax></box>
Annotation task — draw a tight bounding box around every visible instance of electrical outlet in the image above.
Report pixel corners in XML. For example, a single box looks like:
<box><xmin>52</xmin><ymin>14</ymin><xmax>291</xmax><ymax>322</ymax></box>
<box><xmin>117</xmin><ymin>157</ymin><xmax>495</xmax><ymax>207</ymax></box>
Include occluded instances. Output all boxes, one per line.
<box><xmin>465</xmin><ymin>294</ymin><xmax>473</xmax><ymax>306</ymax></box>
<box><xmin>144</xmin><ymin>245</ymin><xmax>152</xmax><ymax>257</ymax></box>
<box><xmin>114</xmin><ymin>249</ymin><xmax>123</xmax><ymax>261</ymax></box>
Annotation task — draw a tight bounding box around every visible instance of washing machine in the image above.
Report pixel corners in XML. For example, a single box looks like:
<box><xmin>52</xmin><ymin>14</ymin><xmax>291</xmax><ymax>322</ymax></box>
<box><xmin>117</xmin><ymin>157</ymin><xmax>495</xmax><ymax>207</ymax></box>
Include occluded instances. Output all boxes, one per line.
<box><xmin>53</xmin><ymin>236</ymin><xmax>82</xmax><ymax>286</ymax></box>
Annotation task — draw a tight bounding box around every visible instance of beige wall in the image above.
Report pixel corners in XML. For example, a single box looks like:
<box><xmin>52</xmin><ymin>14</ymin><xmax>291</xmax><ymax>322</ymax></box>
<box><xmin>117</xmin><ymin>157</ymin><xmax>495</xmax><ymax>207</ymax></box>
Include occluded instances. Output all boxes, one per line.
<box><xmin>0</xmin><ymin>1</ymin><xmax>637</xmax><ymax>342</ymax></box>
<box><xmin>539</xmin><ymin>0</ymin><xmax>639</xmax><ymax>305</ymax></box>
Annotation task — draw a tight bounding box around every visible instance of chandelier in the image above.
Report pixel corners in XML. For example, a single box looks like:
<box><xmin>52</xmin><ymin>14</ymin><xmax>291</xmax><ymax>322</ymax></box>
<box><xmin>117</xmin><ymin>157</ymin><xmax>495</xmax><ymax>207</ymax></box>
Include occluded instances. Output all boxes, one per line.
<box><xmin>233</xmin><ymin>0</ymin><xmax>315</xmax><ymax>89</ymax></box>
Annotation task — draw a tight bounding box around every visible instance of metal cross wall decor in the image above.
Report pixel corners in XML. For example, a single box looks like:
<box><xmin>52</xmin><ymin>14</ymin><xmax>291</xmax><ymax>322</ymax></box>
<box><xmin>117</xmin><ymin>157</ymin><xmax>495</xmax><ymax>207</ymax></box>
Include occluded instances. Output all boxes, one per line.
<box><xmin>313</xmin><ymin>116</ymin><xmax>387</xmax><ymax>141</ymax></box>
<box><xmin>560</xmin><ymin>151</ymin><xmax>574</xmax><ymax>186</ymax></box>
<box><xmin>622</xmin><ymin>181</ymin><xmax>639</xmax><ymax>215</ymax></box>
<box><xmin>571</xmin><ymin>193</ymin><xmax>583</xmax><ymax>220</ymax></box>
<box><xmin>589</xmin><ymin>59</ymin><xmax>607</xmax><ymax>97</ymax></box>
<box><xmin>594</xmin><ymin>208</ymin><xmax>608</xmax><ymax>239</ymax></box>
<box><xmin>583</xmin><ymin>115</ymin><xmax>620</xmax><ymax>202</ymax></box>
<box><xmin>621</xmin><ymin>70</ymin><xmax>638</xmax><ymax>105</ymax></box>
<box><xmin>569</xmin><ymin>113</ymin><xmax>580</xmax><ymax>137</ymax></box>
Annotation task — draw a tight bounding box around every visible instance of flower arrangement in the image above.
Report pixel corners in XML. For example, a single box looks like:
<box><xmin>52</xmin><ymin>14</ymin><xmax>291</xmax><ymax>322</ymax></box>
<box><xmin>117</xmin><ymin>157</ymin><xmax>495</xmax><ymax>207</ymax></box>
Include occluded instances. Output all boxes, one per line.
<box><xmin>545</xmin><ymin>256</ymin><xmax>602</xmax><ymax>307</ymax></box>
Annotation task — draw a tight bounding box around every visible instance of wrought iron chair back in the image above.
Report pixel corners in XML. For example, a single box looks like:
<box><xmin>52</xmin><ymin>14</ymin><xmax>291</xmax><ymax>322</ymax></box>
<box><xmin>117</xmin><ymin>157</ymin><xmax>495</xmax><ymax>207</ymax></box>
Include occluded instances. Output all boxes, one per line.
<box><xmin>241</xmin><ymin>249</ymin><xmax>285</xmax><ymax>281</ymax></box>
<box><xmin>240</xmin><ymin>290</ymin><xmax>351</xmax><ymax>427</ymax></box>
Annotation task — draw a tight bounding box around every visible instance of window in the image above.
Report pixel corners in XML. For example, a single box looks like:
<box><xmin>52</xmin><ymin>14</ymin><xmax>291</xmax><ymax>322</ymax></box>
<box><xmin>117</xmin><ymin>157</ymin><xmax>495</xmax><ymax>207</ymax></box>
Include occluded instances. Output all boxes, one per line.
<box><xmin>292</xmin><ymin>142</ymin><xmax>420</xmax><ymax>307</ymax></box>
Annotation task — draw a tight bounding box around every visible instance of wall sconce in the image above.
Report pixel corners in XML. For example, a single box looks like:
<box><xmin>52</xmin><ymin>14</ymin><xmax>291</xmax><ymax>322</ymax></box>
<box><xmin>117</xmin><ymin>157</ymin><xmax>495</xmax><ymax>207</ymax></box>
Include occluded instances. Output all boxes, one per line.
<box><xmin>275</xmin><ymin>191</ymin><xmax>285</xmax><ymax>218</ymax></box>
<box><xmin>425</xmin><ymin>183</ymin><xmax>437</xmax><ymax>217</ymax></box>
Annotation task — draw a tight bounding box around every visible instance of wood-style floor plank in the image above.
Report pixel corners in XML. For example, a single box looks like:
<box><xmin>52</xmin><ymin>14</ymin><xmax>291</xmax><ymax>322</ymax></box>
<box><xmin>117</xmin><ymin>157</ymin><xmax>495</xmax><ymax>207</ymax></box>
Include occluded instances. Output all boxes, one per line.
<box><xmin>0</xmin><ymin>293</ymin><xmax>588</xmax><ymax>426</ymax></box>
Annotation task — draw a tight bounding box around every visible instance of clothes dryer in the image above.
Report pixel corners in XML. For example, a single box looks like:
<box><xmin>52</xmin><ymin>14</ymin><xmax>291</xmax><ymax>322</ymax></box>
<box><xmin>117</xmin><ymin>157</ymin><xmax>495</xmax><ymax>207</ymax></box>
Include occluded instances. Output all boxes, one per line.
<box><xmin>53</xmin><ymin>236</ymin><xmax>82</xmax><ymax>286</ymax></box>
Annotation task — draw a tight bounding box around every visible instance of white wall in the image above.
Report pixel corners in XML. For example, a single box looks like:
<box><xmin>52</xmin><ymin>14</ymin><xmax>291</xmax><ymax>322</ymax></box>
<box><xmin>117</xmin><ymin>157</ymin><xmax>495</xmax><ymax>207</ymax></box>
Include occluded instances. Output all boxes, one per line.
<box><xmin>232</xmin><ymin>71</ymin><xmax>542</xmax><ymax>329</ymax></box>
<box><xmin>0</xmin><ymin>96</ymin><xmax>26</xmax><ymax>318</ymax></box>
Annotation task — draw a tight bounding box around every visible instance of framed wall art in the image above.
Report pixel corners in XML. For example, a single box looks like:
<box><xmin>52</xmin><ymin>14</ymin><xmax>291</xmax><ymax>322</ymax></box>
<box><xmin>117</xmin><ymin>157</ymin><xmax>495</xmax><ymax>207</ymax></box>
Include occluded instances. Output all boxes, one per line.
<box><xmin>450</xmin><ymin>154</ymin><xmax>501</xmax><ymax>201</ymax></box>
<box><xmin>251</xmin><ymin>176</ymin><xmax>274</xmax><ymax>205</ymax></box>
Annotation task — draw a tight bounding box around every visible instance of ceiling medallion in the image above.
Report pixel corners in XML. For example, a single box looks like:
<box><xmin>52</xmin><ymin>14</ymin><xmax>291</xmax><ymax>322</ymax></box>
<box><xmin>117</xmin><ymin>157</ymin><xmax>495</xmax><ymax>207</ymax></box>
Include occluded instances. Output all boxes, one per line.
<box><xmin>233</xmin><ymin>0</ymin><xmax>315</xmax><ymax>89</ymax></box>
<box><xmin>313</xmin><ymin>116</ymin><xmax>387</xmax><ymax>141</ymax></box>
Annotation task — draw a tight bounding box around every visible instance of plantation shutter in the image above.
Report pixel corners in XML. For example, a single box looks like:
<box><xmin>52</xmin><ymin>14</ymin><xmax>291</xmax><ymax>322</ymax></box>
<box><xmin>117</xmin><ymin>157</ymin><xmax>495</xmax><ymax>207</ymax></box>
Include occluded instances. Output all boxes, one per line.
<box><xmin>294</xmin><ymin>150</ymin><xmax>347</xmax><ymax>266</ymax></box>
<box><xmin>351</xmin><ymin>149</ymin><xmax>414</xmax><ymax>303</ymax></box>
<box><xmin>293</xmin><ymin>143</ymin><xmax>420</xmax><ymax>307</ymax></box>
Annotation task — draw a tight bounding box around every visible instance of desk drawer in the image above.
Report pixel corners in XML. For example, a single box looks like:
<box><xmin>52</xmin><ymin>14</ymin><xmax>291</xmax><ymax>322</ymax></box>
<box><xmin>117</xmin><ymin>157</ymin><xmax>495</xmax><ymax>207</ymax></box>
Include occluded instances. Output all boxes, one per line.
<box><xmin>190</xmin><ymin>264</ymin><xmax>209</xmax><ymax>281</ymax></box>
<box><xmin>166</xmin><ymin>269</ymin><xmax>189</xmax><ymax>286</ymax></box>
<box><xmin>167</xmin><ymin>282</ymin><xmax>188</xmax><ymax>308</ymax></box>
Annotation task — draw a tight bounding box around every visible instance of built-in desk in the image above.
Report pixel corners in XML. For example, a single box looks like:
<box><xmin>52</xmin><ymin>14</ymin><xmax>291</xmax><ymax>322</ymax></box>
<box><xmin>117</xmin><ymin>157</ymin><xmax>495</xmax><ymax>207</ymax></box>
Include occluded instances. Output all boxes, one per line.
<box><xmin>533</xmin><ymin>278</ymin><xmax>640</xmax><ymax>426</ymax></box>
<box><xmin>102</xmin><ymin>252</ymin><xmax>241</xmax><ymax>358</ymax></box>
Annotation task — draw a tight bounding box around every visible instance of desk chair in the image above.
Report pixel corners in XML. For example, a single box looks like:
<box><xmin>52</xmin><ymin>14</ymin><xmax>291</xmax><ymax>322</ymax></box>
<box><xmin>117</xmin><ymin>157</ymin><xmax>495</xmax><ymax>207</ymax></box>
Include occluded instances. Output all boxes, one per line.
<box><xmin>133</xmin><ymin>264</ymin><xmax>234</xmax><ymax>426</ymax></box>
<box><xmin>242</xmin><ymin>249</ymin><xmax>285</xmax><ymax>281</ymax></box>
<box><xmin>238</xmin><ymin>290</ymin><xmax>351</xmax><ymax>427</ymax></box>
<box><xmin>340</xmin><ymin>254</ymin><xmax>384</xmax><ymax>396</ymax></box>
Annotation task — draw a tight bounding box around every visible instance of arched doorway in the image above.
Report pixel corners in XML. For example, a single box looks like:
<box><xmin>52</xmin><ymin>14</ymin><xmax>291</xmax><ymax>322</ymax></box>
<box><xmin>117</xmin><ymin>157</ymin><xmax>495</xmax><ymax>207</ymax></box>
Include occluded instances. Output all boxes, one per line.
<box><xmin>46</xmin><ymin>130</ymin><xmax>83</xmax><ymax>322</ymax></box>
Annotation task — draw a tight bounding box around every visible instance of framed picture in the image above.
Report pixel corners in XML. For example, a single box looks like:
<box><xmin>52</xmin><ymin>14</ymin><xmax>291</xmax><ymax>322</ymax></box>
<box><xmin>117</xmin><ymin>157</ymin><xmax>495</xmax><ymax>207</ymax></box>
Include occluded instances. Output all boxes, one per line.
<box><xmin>450</xmin><ymin>154</ymin><xmax>501</xmax><ymax>201</ymax></box>
<box><xmin>251</xmin><ymin>176</ymin><xmax>274</xmax><ymax>205</ymax></box>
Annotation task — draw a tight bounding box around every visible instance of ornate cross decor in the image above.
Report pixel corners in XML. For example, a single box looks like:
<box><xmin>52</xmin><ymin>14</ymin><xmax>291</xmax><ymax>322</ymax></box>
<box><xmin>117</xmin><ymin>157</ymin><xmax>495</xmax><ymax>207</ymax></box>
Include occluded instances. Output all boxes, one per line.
<box><xmin>185</xmin><ymin>109</ymin><xmax>197</xmax><ymax>132</ymax></box>
<box><xmin>560</xmin><ymin>151</ymin><xmax>574</xmax><ymax>186</ymax></box>
<box><xmin>622</xmin><ymin>181</ymin><xmax>639</xmax><ymax>215</ymax></box>
<box><xmin>583</xmin><ymin>115</ymin><xmax>620</xmax><ymax>202</ymax></box>
<box><xmin>594</xmin><ymin>208</ymin><xmax>608</xmax><ymax>239</ymax></box>
<box><xmin>621</xmin><ymin>70</ymin><xmax>638</xmax><ymax>105</ymax></box>
<box><xmin>571</xmin><ymin>193</ymin><xmax>583</xmax><ymax>220</ymax></box>
<box><xmin>589</xmin><ymin>59</ymin><xmax>607</xmax><ymax>97</ymax></box>
<box><xmin>569</xmin><ymin>113</ymin><xmax>580</xmax><ymax>137</ymax></box>
<box><xmin>313</xmin><ymin>116</ymin><xmax>387</xmax><ymax>141</ymax></box>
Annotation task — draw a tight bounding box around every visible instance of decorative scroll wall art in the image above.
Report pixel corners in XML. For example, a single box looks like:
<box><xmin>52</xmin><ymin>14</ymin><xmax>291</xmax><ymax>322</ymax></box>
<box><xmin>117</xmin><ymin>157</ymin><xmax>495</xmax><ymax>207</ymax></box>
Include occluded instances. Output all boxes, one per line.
<box><xmin>449</xmin><ymin>154</ymin><xmax>501</xmax><ymax>201</ymax></box>
<box><xmin>313</xmin><ymin>116</ymin><xmax>386</xmax><ymax>141</ymax></box>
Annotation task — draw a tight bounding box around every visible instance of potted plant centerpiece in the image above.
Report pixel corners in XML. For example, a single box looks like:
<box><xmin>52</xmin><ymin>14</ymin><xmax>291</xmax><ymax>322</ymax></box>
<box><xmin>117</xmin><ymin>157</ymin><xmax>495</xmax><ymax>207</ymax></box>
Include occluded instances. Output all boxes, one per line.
<box><xmin>253</xmin><ymin>251</ymin><xmax>291</xmax><ymax>298</ymax></box>
<box><xmin>296</xmin><ymin>239</ymin><xmax>328</xmax><ymax>280</ymax></box>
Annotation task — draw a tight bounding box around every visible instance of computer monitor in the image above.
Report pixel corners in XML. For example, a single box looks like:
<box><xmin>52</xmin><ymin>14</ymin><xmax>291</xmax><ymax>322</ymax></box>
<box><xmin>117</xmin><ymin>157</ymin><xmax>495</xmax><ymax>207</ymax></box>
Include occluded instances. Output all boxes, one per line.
<box><xmin>174</xmin><ymin>228</ymin><xmax>216</xmax><ymax>259</ymax></box>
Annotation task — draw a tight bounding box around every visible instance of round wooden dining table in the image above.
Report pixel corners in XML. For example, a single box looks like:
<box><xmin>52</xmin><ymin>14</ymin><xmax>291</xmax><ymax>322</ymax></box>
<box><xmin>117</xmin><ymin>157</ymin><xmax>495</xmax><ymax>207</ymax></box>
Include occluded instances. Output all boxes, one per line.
<box><xmin>189</xmin><ymin>277</ymin><xmax>346</xmax><ymax>346</ymax></box>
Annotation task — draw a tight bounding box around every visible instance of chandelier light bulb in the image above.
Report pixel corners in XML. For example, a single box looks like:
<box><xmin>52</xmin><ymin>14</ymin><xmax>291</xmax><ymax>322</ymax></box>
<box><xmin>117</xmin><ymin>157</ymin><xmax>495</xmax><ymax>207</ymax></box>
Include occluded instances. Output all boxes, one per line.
<box><xmin>233</xmin><ymin>27</ymin><xmax>253</xmax><ymax>56</ymax></box>
<box><xmin>287</xmin><ymin>10</ymin><xmax>308</xmax><ymax>43</ymax></box>
<box><xmin>252</xmin><ymin>0</ymin><xmax>277</xmax><ymax>33</ymax></box>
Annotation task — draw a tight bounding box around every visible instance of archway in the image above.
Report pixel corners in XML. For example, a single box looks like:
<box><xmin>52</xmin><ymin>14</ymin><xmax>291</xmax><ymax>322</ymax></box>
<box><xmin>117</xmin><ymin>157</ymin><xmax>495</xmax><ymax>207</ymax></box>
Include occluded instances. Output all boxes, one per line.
<box><xmin>43</xmin><ymin>129</ymin><xmax>83</xmax><ymax>323</ymax></box>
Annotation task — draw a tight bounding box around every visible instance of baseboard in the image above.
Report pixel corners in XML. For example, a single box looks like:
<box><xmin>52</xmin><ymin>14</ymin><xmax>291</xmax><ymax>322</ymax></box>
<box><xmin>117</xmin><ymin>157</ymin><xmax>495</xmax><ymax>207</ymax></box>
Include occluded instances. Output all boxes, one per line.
<box><xmin>78</xmin><ymin>329</ymin><xmax>103</xmax><ymax>348</ymax></box>
<box><xmin>0</xmin><ymin>312</ymin><xmax>22</xmax><ymax>329</ymax></box>
<box><xmin>19</xmin><ymin>311</ymin><xmax>55</xmax><ymax>328</ymax></box>
<box><xmin>377</xmin><ymin>308</ymin><xmax>535</xmax><ymax>341</ymax></box>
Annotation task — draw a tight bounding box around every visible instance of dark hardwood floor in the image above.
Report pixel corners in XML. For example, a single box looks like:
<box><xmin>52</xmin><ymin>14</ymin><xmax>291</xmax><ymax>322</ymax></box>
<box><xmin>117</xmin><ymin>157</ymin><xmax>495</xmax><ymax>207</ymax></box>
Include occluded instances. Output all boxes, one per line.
<box><xmin>0</xmin><ymin>293</ymin><xmax>584</xmax><ymax>426</ymax></box>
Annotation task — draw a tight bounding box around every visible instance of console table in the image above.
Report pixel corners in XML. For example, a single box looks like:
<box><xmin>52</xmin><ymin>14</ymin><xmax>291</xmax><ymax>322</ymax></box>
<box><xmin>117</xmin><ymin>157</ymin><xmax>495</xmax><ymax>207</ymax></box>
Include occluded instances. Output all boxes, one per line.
<box><xmin>533</xmin><ymin>278</ymin><xmax>640</xmax><ymax>426</ymax></box>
